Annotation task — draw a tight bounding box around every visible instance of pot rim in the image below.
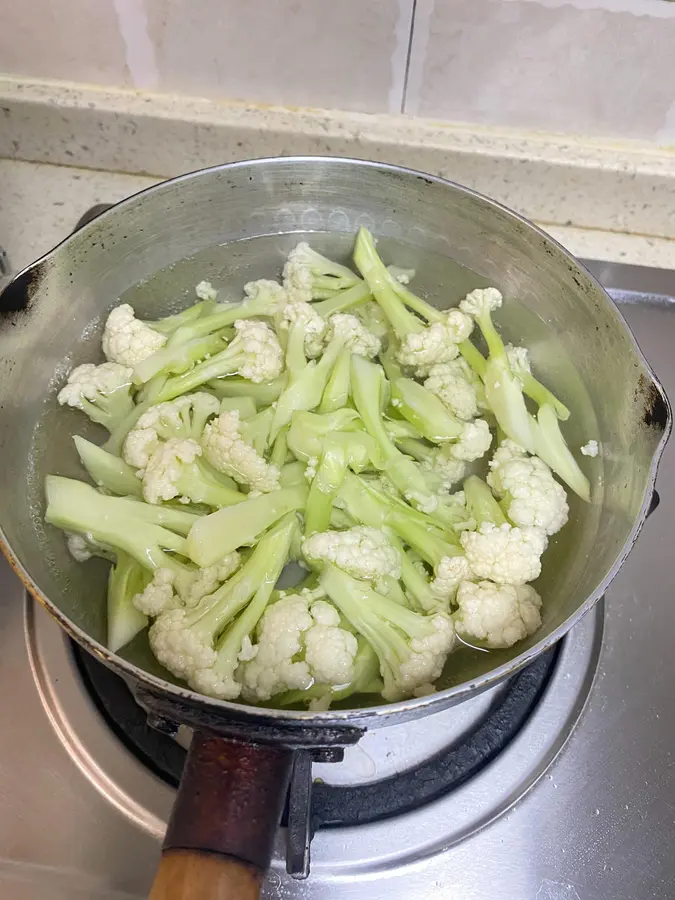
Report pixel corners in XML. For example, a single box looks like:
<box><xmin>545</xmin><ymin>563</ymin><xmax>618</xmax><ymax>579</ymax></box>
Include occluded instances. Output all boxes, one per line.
<box><xmin>1</xmin><ymin>154</ymin><xmax>671</xmax><ymax>729</ymax></box>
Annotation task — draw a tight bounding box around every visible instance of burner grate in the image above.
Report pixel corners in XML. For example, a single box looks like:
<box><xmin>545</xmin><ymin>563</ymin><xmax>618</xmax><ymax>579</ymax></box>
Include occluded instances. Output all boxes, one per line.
<box><xmin>73</xmin><ymin>641</ymin><xmax>559</xmax><ymax>877</ymax></box>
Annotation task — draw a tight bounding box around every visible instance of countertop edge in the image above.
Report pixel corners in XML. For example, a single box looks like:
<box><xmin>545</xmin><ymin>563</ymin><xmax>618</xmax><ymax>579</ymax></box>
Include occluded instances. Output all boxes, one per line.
<box><xmin>3</xmin><ymin>76</ymin><xmax>675</xmax><ymax>243</ymax></box>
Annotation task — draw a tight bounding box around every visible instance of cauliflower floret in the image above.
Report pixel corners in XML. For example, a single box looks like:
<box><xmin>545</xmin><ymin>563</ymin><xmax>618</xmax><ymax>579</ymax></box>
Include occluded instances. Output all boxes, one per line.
<box><xmin>405</xmin><ymin>490</ymin><xmax>438</xmax><ymax>514</ymax></box>
<box><xmin>304</xmin><ymin>457</ymin><xmax>319</xmax><ymax>482</ymax></box>
<box><xmin>396</xmin><ymin>614</ymin><xmax>455</xmax><ymax>694</ymax></box>
<box><xmin>284</xmin><ymin>242</ymin><xmax>360</xmax><ymax>299</ymax></box>
<box><xmin>135</xmin><ymin>551</ymin><xmax>243</xmax><ymax>617</ymax></box>
<box><xmin>302</xmin><ymin>526</ymin><xmax>401</xmax><ymax>582</ymax></box>
<box><xmin>487</xmin><ymin>440</ymin><xmax>569</xmax><ymax>536</ymax></box>
<box><xmin>141</xmin><ymin>437</ymin><xmax>202</xmax><ymax>504</ymax></box>
<box><xmin>581</xmin><ymin>439</ymin><xmax>599</xmax><ymax>458</ymax></box>
<box><xmin>123</xmin><ymin>393</ymin><xmax>220</xmax><ymax>472</ymax></box>
<box><xmin>460</xmin><ymin>522</ymin><xmax>547</xmax><ymax>585</ymax></box>
<box><xmin>230</xmin><ymin>319</ymin><xmax>284</xmax><ymax>383</ymax></box>
<box><xmin>423</xmin><ymin>448</ymin><xmax>467</xmax><ymax>491</ymax></box>
<box><xmin>454</xmin><ymin>580</ymin><xmax>542</xmax><ymax>648</ymax></box>
<box><xmin>450</xmin><ymin>419</ymin><xmax>493</xmax><ymax>462</ymax></box>
<box><xmin>195</xmin><ymin>280</ymin><xmax>218</xmax><ymax>301</ymax></box>
<box><xmin>149</xmin><ymin>608</ymin><xmax>217</xmax><ymax>681</ymax></box>
<box><xmin>281</xmin><ymin>294</ymin><xmax>327</xmax><ymax>358</ymax></box>
<box><xmin>459</xmin><ymin>287</ymin><xmax>503</xmax><ymax>319</ymax></box>
<box><xmin>505</xmin><ymin>343</ymin><xmax>530</xmax><ymax>377</ymax></box>
<box><xmin>327</xmin><ymin>313</ymin><xmax>381</xmax><ymax>359</ymax></box>
<box><xmin>58</xmin><ymin>362</ymin><xmax>133</xmax><ymax>408</ymax></box>
<box><xmin>430</xmin><ymin>555</ymin><xmax>473</xmax><ymax>603</ymax></box>
<box><xmin>305</xmin><ymin>601</ymin><xmax>358</xmax><ymax>685</ymax></box>
<box><xmin>424</xmin><ymin>359</ymin><xmax>481</xmax><ymax>421</ymax></box>
<box><xmin>189</xmin><ymin>664</ymin><xmax>242</xmax><ymax>701</ymax></box>
<box><xmin>182</xmin><ymin>552</ymin><xmax>242</xmax><ymax>607</ymax></box>
<box><xmin>123</xmin><ymin>427</ymin><xmax>160</xmax><ymax>472</ymax></box>
<box><xmin>202</xmin><ymin>409</ymin><xmax>280</xmax><ymax>493</ymax></box>
<box><xmin>66</xmin><ymin>532</ymin><xmax>94</xmax><ymax>562</ymax></box>
<box><xmin>57</xmin><ymin>362</ymin><xmax>135</xmax><ymax>433</ymax></box>
<box><xmin>397</xmin><ymin>310</ymin><xmax>473</xmax><ymax>373</ymax></box>
<box><xmin>283</xmin><ymin>249</ymin><xmax>313</xmax><ymax>301</ymax></box>
<box><xmin>240</xmin><ymin>595</ymin><xmax>358</xmax><ymax>702</ymax></box>
<box><xmin>485</xmin><ymin>438</ymin><xmax>525</xmax><ymax>477</ymax></box>
<box><xmin>102</xmin><ymin>304</ymin><xmax>167</xmax><ymax>367</ymax></box>
<box><xmin>133</xmin><ymin>568</ymin><xmax>180</xmax><ymax>616</ymax></box>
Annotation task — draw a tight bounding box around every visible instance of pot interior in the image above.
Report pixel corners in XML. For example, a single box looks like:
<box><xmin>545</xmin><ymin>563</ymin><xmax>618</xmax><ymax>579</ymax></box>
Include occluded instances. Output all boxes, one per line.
<box><xmin>0</xmin><ymin>159</ymin><xmax>665</xmax><ymax>706</ymax></box>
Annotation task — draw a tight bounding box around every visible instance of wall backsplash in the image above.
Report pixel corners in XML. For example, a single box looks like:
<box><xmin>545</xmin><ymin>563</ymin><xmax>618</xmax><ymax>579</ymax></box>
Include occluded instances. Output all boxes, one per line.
<box><xmin>1</xmin><ymin>0</ymin><xmax>674</xmax><ymax>143</ymax></box>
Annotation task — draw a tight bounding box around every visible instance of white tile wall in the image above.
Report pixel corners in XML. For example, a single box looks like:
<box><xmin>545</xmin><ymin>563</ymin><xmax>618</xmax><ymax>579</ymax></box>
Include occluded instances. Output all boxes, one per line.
<box><xmin>404</xmin><ymin>0</ymin><xmax>675</xmax><ymax>141</ymax></box>
<box><xmin>0</xmin><ymin>0</ymin><xmax>133</xmax><ymax>87</ymax></box>
<box><xmin>2</xmin><ymin>0</ymin><xmax>675</xmax><ymax>142</ymax></box>
<box><xmin>144</xmin><ymin>0</ymin><xmax>415</xmax><ymax>114</ymax></box>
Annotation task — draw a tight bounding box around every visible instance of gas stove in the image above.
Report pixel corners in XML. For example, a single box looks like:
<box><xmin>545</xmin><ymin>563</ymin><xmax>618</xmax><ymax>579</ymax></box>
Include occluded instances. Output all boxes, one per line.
<box><xmin>1</xmin><ymin>223</ymin><xmax>674</xmax><ymax>899</ymax></box>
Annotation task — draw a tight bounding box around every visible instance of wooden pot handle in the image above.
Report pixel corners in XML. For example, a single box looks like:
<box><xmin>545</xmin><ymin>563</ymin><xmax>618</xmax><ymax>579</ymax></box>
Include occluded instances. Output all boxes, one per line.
<box><xmin>150</xmin><ymin>851</ymin><xmax>262</xmax><ymax>900</ymax></box>
<box><xmin>149</xmin><ymin>731</ymin><xmax>294</xmax><ymax>900</ymax></box>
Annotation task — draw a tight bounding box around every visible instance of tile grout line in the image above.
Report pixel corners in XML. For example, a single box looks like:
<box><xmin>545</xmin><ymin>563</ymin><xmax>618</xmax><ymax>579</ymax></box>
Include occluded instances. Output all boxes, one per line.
<box><xmin>400</xmin><ymin>0</ymin><xmax>418</xmax><ymax>114</ymax></box>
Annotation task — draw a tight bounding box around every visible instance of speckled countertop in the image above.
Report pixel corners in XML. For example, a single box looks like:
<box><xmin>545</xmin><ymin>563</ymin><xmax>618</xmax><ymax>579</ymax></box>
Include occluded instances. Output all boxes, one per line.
<box><xmin>3</xmin><ymin>157</ymin><xmax>675</xmax><ymax>276</ymax></box>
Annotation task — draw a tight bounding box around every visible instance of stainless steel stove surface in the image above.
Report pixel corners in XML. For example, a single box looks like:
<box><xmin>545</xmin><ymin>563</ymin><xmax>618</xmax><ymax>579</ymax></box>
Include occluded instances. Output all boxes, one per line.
<box><xmin>0</xmin><ymin>256</ymin><xmax>673</xmax><ymax>900</ymax></box>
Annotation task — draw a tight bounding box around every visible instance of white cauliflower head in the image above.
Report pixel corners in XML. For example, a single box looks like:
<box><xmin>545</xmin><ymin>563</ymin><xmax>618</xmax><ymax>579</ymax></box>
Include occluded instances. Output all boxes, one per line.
<box><xmin>397</xmin><ymin>323</ymin><xmax>460</xmax><ymax>371</ymax></box>
<box><xmin>281</xmin><ymin>294</ymin><xmax>327</xmax><ymax>358</ymax></box>
<box><xmin>580</xmin><ymin>439</ymin><xmax>599</xmax><ymax>458</ymax></box>
<box><xmin>189</xmin><ymin>663</ymin><xmax>242</xmax><ymax>701</ymax></box>
<box><xmin>195</xmin><ymin>280</ymin><xmax>218</xmax><ymax>301</ymax></box>
<box><xmin>133</xmin><ymin>568</ymin><xmax>180</xmax><ymax>617</ymax></box>
<box><xmin>134</xmin><ymin>552</ymin><xmax>242</xmax><ymax>618</ymax></box>
<box><xmin>302</xmin><ymin>526</ymin><xmax>401</xmax><ymax>582</ymax></box>
<box><xmin>459</xmin><ymin>287</ymin><xmax>503</xmax><ymax>319</ymax></box>
<box><xmin>424</xmin><ymin>447</ymin><xmax>467</xmax><ymax>491</ymax></box>
<box><xmin>450</xmin><ymin>418</ymin><xmax>493</xmax><ymax>462</ymax></box>
<box><xmin>424</xmin><ymin>359</ymin><xmax>481</xmax><ymax>421</ymax></box>
<box><xmin>230</xmin><ymin>319</ymin><xmax>284</xmax><ymax>383</ymax></box>
<box><xmin>304</xmin><ymin>600</ymin><xmax>359</xmax><ymax>685</ymax></box>
<box><xmin>140</xmin><ymin>437</ymin><xmax>202</xmax><ymax>505</ymax></box>
<box><xmin>327</xmin><ymin>313</ymin><xmax>381</xmax><ymax>358</ymax></box>
<box><xmin>487</xmin><ymin>441</ymin><xmax>569</xmax><ymax>536</ymax></box>
<box><xmin>102</xmin><ymin>304</ymin><xmax>167</xmax><ymax>367</ymax></box>
<box><xmin>58</xmin><ymin>362</ymin><xmax>133</xmax><ymax>409</ymax></box>
<box><xmin>66</xmin><ymin>532</ymin><xmax>94</xmax><ymax>562</ymax></box>
<box><xmin>201</xmin><ymin>409</ymin><xmax>280</xmax><ymax>493</ymax></box>
<box><xmin>148</xmin><ymin>609</ymin><xmax>217</xmax><ymax>681</ymax></box>
<box><xmin>430</xmin><ymin>555</ymin><xmax>473</xmax><ymax>603</ymax></box>
<box><xmin>444</xmin><ymin>309</ymin><xmax>474</xmax><ymax>343</ymax></box>
<box><xmin>393</xmin><ymin>614</ymin><xmax>455</xmax><ymax>698</ymax></box>
<box><xmin>283</xmin><ymin>242</ymin><xmax>360</xmax><ymax>299</ymax></box>
<box><xmin>454</xmin><ymin>580</ymin><xmax>542</xmax><ymax>648</ymax></box>
<box><xmin>460</xmin><ymin>522</ymin><xmax>547</xmax><ymax>585</ymax></box>
<box><xmin>123</xmin><ymin>393</ymin><xmax>219</xmax><ymax>472</ymax></box>
<box><xmin>240</xmin><ymin>594</ymin><xmax>358</xmax><ymax>702</ymax></box>
<box><xmin>505</xmin><ymin>344</ymin><xmax>530</xmax><ymax>378</ymax></box>
<box><xmin>181</xmin><ymin>552</ymin><xmax>242</xmax><ymax>607</ymax></box>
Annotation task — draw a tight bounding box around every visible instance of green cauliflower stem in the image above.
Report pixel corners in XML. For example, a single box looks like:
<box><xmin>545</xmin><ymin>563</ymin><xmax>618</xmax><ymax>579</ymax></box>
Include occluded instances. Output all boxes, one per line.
<box><xmin>350</xmin><ymin>355</ymin><xmax>438</xmax><ymax>511</ymax></box>
<box><xmin>149</xmin><ymin>513</ymin><xmax>297</xmax><ymax>697</ymax></box>
<box><xmin>188</xmin><ymin>514</ymin><xmax>299</xmax><ymax>699</ymax></box>
<box><xmin>107</xmin><ymin>551</ymin><xmax>150</xmax><ymax>652</ymax></box>
<box><xmin>460</xmin><ymin>288</ymin><xmax>535</xmax><ymax>452</ymax></box>
<box><xmin>206</xmin><ymin>375</ymin><xmax>286</xmax><ymax>406</ymax></box>
<box><xmin>284</xmin><ymin>242</ymin><xmax>362</xmax><ymax>299</ymax></box>
<box><xmin>74</xmin><ymin>435</ymin><xmax>142</xmax><ymax>497</ymax></box>
<box><xmin>45</xmin><ymin>475</ymin><xmax>198</xmax><ymax>571</ymax></box>
<box><xmin>319</xmin><ymin>563</ymin><xmax>455</xmax><ymax>701</ymax></box>
<box><xmin>157</xmin><ymin>319</ymin><xmax>284</xmax><ymax>402</ymax></box>
<box><xmin>187</xmin><ymin>482</ymin><xmax>308</xmax><ymax>566</ymax></box>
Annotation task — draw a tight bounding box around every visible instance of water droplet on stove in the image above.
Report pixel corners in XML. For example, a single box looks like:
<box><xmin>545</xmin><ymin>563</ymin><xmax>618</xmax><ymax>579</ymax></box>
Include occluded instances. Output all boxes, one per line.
<box><xmin>594</xmin><ymin>808</ymin><xmax>600</xmax><ymax>816</ymax></box>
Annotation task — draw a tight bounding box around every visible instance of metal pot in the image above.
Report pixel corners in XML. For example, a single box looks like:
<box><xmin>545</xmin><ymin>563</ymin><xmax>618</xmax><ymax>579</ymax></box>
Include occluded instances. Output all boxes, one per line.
<box><xmin>0</xmin><ymin>157</ymin><xmax>669</xmax><ymax>898</ymax></box>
